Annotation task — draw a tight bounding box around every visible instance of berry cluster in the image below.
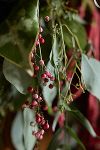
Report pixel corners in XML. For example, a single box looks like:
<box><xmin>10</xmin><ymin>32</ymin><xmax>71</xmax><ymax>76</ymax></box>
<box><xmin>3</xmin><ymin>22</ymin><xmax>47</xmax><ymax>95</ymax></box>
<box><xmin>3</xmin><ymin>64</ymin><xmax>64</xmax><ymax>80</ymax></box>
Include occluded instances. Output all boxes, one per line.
<box><xmin>22</xmin><ymin>16</ymin><xmax>55</xmax><ymax>141</ymax></box>
<box><xmin>22</xmin><ymin>86</ymin><xmax>50</xmax><ymax>140</ymax></box>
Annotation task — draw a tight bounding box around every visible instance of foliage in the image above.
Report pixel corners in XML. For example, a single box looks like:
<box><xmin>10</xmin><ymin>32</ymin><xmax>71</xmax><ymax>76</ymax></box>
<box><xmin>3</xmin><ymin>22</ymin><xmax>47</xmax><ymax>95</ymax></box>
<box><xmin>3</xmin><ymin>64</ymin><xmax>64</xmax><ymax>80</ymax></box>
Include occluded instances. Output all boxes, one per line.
<box><xmin>0</xmin><ymin>0</ymin><xmax>99</xmax><ymax>149</ymax></box>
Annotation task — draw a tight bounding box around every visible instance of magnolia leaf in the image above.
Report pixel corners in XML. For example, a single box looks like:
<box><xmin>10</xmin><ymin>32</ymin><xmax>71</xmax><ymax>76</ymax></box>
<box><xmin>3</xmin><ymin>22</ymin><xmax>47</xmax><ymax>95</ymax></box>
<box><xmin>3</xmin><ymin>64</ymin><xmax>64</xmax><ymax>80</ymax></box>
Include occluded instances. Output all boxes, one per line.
<box><xmin>42</xmin><ymin>62</ymin><xmax>57</xmax><ymax>106</ymax></box>
<box><xmin>0</xmin><ymin>0</ymin><xmax>39</xmax><ymax>68</ymax></box>
<box><xmin>63</xmin><ymin>19</ymin><xmax>87</xmax><ymax>50</ymax></box>
<box><xmin>81</xmin><ymin>54</ymin><xmax>100</xmax><ymax>100</ymax></box>
<box><xmin>3</xmin><ymin>59</ymin><xmax>37</xmax><ymax>94</ymax></box>
<box><xmin>23</xmin><ymin>108</ymin><xmax>37</xmax><ymax>150</ymax></box>
<box><xmin>66</xmin><ymin>126</ymin><xmax>86</xmax><ymax>150</ymax></box>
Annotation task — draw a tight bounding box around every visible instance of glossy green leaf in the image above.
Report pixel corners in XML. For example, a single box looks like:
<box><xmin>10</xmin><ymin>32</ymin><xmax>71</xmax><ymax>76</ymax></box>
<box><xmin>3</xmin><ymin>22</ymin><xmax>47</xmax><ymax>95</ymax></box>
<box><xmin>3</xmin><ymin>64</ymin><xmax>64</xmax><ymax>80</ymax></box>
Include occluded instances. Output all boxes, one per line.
<box><xmin>0</xmin><ymin>0</ymin><xmax>39</xmax><ymax>68</ymax></box>
<box><xmin>3</xmin><ymin>59</ymin><xmax>37</xmax><ymax>94</ymax></box>
<box><xmin>81</xmin><ymin>54</ymin><xmax>100</xmax><ymax>100</ymax></box>
<box><xmin>66</xmin><ymin>126</ymin><xmax>86</xmax><ymax>150</ymax></box>
<box><xmin>63</xmin><ymin>19</ymin><xmax>87</xmax><ymax>50</ymax></box>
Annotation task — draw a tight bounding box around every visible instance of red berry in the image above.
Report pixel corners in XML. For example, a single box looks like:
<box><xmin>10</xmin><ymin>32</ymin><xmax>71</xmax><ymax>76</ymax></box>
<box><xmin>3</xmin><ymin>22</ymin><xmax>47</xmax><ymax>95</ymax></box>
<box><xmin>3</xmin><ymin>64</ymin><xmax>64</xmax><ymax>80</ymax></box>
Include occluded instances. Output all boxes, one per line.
<box><xmin>39</xmin><ymin>60</ymin><xmax>45</xmax><ymax>66</ymax></box>
<box><xmin>41</xmin><ymin>73</ymin><xmax>47</xmax><ymax>79</ymax></box>
<box><xmin>50</xmin><ymin>76</ymin><xmax>55</xmax><ymax>81</ymax></box>
<box><xmin>49</xmin><ymin>84</ymin><xmax>53</xmax><ymax>89</ymax></box>
<box><xmin>38</xmin><ymin>34</ymin><xmax>42</xmax><ymax>39</ymax></box>
<box><xmin>39</xmin><ymin>129</ymin><xmax>45</xmax><ymax>135</ymax></box>
<box><xmin>43</xmin><ymin>122</ymin><xmax>49</xmax><ymax>130</ymax></box>
<box><xmin>38</xmin><ymin>134</ymin><xmax>43</xmax><ymax>140</ymax></box>
<box><xmin>53</xmin><ymin>106</ymin><xmax>58</xmax><ymax>112</ymax></box>
<box><xmin>40</xmin><ymin>27</ymin><xmax>43</xmax><ymax>33</ymax></box>
<box><xmin>31</xmin><ymin>101</ymin><xmax>38</xmax><ymax>107</ymax></box>
<box><xmin>34</xmin><ymin>65</ymin><xmax>39</xmax><ymax>71</ymax></box>
<box><xmin>43</xmin><ymin>106</ymin><xmax>48</xmax><ymax>111</ymax></box>
<box><xmin>37</xmin><ymin>96</ymin><xmax>42</xmax><ymax>102</ymax></box>
<box><xmin>45</xmin><ymin>71</ymin><xmax>52</xmax><ymax>78</ymax></box>
<box><xmin>33</xmin><ymin>94</ymin><xmax>39</xmax><ymax>99</ymax></box>
<box><xmin>35</xmin><ymin>132</ymin><xmax>41</xmax><ymax>139</ymax></box>
<box><xmin>27</xmin><ymin>86</ymin><xmax>33</xmax><ymax>93</ymax></box>
<box><xmin>45</xmin><ymin>16</ymin><xmax>50</xmax><ymax>22</ymax></box>
<box><xmin>36</xmin><ymin>40</ymin><xmax>39</xmax><ymax>46</ymax></box>
<box><xmin>36</xmin><ymin>116</ymin><xmax>41</xmax><ymax>124</ymax></box>
<box><xmin>39</xmin><ymin>38</ymin><xmax>45</xmax><ymax>44</ymax></box>
<box><xmin>40</xmin><ymin>119</ymin><xmax>45</xmax><ymax>125</ymax></box>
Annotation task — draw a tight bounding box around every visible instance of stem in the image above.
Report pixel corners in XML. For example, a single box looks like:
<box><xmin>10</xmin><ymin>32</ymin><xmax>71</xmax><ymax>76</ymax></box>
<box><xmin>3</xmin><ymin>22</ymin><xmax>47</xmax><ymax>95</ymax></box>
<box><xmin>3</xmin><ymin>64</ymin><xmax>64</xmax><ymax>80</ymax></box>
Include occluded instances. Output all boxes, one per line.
<box><xmin>59</xmin><ymin>20</ymin><xmax>68</xmax><ymax>66</ymax></box>
<box><xmin>62</xmin><ymin>24</ymin><xmax>82</xmax><ymax>52</ymax></box>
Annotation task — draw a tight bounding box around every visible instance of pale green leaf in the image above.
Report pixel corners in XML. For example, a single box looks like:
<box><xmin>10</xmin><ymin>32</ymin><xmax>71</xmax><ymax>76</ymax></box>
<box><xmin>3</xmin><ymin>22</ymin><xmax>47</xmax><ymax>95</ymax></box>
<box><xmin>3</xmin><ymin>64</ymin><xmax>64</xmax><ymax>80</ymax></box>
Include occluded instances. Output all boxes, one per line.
<box><xmin>81</xmin><ymin>54</ymin><xmax>100</xmax><ymax>100</ymax></box>
<box><xmin>3</xmin><ymin>59</ymin><xmax>37</xmax><ymax>94</ymax></box>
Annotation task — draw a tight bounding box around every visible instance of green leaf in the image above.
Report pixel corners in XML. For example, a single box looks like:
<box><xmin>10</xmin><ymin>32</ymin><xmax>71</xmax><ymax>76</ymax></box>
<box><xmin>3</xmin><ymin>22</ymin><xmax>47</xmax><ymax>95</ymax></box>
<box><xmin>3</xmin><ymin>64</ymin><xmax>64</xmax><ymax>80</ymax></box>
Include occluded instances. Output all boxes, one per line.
<box><xmin>66</xmin><ymin>126</ymin><xmax>86</xmax><ymax>150</ymax></box>
<box><xmin>23</xmin><ymin>108</ymin><xmax>37</xmax><ymax>150</ymax></box>
<box><xmin>81</xmin><ymin>54</ymin><xmax>100</xmax><ymax>100</ymax></box>
<box><xmin>0</xmin><ymin>0</ymin><xmax>39</xmax><ymax>68</ymax></box>
<box><xmin>11</xmin><ymin>110</ymin><xmax>37</xmax><ymax>150</ymax></box>
<box><xmin>63</xmin><ymin>103</ymin><xmax>97</xmax><ymax>137</ymax></box>
<box><xmin>50</xmin><ymin>35</ymin><xmax>59</xmax><ymax>67</ymax></box>
<box><xmin>52</xmin><ymin>112</ymin><xmax>60</xmax><ymax>131</ymax></box>
<box><xmin>3</xmin><ymin>59</ymin><xmax>37</xmax><ymax>94</ymax></box>
<box><xmin>63</xmin><ymin>19</ymin><xmax>87</xmax><ymax>50</ymax></box>
<box><xmin>11</xmin><ymin>111</ymin><xmax>25</xmax><ymax>150</ymax></box>
<box><xmin>42</xmin><ymin>62</ymin><xmax>57</xmax><ymax>106</ymax></box>
<box><xmin>71</xmin><ymin>109</ymin><xmax>97</xmax><ymax>137</ymax></box>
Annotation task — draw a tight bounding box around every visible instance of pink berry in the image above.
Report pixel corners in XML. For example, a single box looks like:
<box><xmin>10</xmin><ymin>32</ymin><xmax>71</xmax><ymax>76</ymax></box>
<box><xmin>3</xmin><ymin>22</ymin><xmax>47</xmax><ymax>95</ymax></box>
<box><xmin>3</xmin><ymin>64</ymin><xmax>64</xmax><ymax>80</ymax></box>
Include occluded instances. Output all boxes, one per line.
<box><xmin>36</xmin><ymin>116</ymin><xmax>41</xmax><ymax>124</ymax></box>
<box><xmin>41</xmin><ymin>73</ymin><xmax>47</xmax><ymax>79</ymax></box>
<box><xmin>39</xmin><ymin>129</ymin><xmax>45</xmax><ymax>135</ymax></box>
<box><xmin>40</xmin><ymin>27</ymin><xmax>43</xmax><ymax>33</ymax></box>
<box><xmin>43</xmin><ymin>106</ymin><xmax>48</xmax><ymax>111</ymax></box>
<box><xmin>27</xmin><ymin>86</ymin><xmax>33</xmax><ymax>93</ymax></box>
<box><xmin>53</xmin><ymin>106</ymin><xmax>58</xmax><ymax>112</ymax></box>
<box><xmin>37</xmin><ymin>96</ymin><xmax>42</xmax><ymax>102</ymax></box>
<box><xmin>40</xmin><ymin>119</ymin><xmax>45</xmax><ymax>125</ymax></box>
<box><xmin>31</xmin><ymin>101</ymin><xmax>38</xmax><ymax>107</ymax></box>
<box><xmin>39</xmin><ymin>134</ymin><xmax>43</xmax><ymax>140</ymax></box>
<box><xmin>45</xmin><ymin>71</ymin><xmax>52</xmax><ymax>78</ymax></box>
<box><xmin>34</xmin><ymin>65</ymin><xmax>39</xmax><ymax>71</ymax></box>
<box><xmin>35</xmin><ymin>132</ymin><xmax>41</xmax><ymax>139</ymax></box>
<box><xmin>40</xmin><ymin>38</ymin><xmax>45</xmax><ymax>44</ymax></box>
<box><xmin>49</xmin><ymin>84</ymin><xmax>53</xmax><ymax>89</ymax></box>
<box><xmin>33</xmin><ymin>94</ymin><xmax>38</xmax><ymax>99</ymax></box>
<box><xmin>45</xmin><ymin>16</ymin><xmax>50</xmax><ymax>22</ymax></box>
<box><xmin>39</xmin><ymin>60</ymin><xmax>45</xmax><ymax>66</ymax></box>
<box><xmin>36</xmin><ymin>40</ymin><xmax>39</xmax><ymax>46</ymax></box>
<box><xmin>38</xmin><ymin>34</ymin><xmax>42</xmax><ymax>39</ymax></box>
<box><xmin>50</xmin><ymin>76</ymin><xmax>55</xmax><ymax>81</ymax></box>
<box><xmin>43</xmin><ymin>122</ymin><xmax>49</xmax><ymax>130</ymax></box>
